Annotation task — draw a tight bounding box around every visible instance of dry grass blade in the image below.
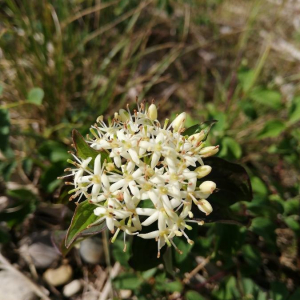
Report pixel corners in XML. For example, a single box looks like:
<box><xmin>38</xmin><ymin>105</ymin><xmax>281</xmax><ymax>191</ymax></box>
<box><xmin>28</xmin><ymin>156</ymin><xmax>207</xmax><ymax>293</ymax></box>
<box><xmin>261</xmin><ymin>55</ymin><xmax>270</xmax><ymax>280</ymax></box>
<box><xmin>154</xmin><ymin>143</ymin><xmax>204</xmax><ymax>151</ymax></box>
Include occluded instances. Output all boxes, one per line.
<box><xmin>82</xmin><ymin>0</ymin><xmax>153</xmax><ymax>46</ymax></box>
<box><xmin>61</xmin><ymin>0</ymin><xmax>121</xmax><ymax>28</ymax></box>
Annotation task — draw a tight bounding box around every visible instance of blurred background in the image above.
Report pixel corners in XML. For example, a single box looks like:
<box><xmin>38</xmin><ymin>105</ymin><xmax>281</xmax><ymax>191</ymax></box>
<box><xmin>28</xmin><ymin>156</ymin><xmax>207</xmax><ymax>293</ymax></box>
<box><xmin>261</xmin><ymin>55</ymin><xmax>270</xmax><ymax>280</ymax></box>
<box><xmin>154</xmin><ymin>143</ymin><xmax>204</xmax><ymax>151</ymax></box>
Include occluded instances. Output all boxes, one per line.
<box><xmin>0</xmin><ymin>0</ymin><xmax>300</xmax><ymax>299</ymax></box>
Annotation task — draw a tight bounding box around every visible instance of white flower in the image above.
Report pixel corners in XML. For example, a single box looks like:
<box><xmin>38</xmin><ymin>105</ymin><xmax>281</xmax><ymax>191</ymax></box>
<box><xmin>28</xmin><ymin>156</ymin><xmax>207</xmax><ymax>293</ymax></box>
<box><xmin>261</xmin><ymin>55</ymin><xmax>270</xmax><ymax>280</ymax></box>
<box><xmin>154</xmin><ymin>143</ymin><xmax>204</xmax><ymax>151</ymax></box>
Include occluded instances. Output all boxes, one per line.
<box><xmin>65</xmin><ymin>102</ymin><xmax>219</xmax><ymax>256</ymax></box>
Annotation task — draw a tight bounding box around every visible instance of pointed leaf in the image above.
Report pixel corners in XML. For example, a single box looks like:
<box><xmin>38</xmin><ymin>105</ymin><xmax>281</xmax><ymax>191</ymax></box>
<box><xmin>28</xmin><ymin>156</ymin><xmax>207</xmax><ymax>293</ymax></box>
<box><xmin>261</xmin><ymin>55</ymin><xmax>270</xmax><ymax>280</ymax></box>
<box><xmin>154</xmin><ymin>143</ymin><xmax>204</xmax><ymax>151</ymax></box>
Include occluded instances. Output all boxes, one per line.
<box><xmin>53</xmin><ymin>225</ymin><xmax>106</xmax><ymax>256</ymax></box>
<box><xmin>163</xmin><ymin>248</ymin><xmax>174</xmax><ymax>277</ymax></box>
<box><xmin>258</xmin><ymin>120</ymin><xmax>285</xmax><ymax>139</ymax></box>
<box><xmin>249</xmin><ymin>88</ymin><xmax>282</xmax><ymax>109</ymax></box>
<box><xmin>192</xmin><ymin>206</ymin><xmax>250</xmax><ymax>226</ymax></box>
<box><xmin>72</xmin><ymin>129</ymin><xmax>107</xmax><ymax>163</ymax></box>
<box><xmin>65</xmin><ymin>200</ymin><xmax>106</xmax><ymax>248</ymax></box>
<box><xmin>192</xmin><ymin>157</ymin><xmax>252</xmax><ymax>225</ymax></box>
<box><xmin>203</xmin><ymin>157</ymin><xmax>252</xmax><ymax>206</ymax></box>
<box><xmin>129</xmin><ymin>223</ymin><xmax>166</xmax><ymax>271</ymax></box>
<box><xmin>184</xmin><ymin>120</ymin><xmax>217</xmax><ymax>140</ymax></box>
<box><xmin>113</xmin><ymin>273</ymin><xmax>143</xmax><ymax>290</ymax></box>
<box><xmin>51</xmin><ymin>230</ymin><xmax>73</xmax><ymax>257</ymax></box>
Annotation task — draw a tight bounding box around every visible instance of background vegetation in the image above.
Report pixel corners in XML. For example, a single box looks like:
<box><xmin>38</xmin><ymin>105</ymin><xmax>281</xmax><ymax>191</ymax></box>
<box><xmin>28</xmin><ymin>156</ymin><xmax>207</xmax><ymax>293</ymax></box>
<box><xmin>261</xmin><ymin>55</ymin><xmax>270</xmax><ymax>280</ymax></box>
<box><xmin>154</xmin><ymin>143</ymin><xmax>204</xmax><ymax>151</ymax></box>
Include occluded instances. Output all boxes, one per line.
<box><xmin>0</xmin><ymin>0</ymin><xmax>299</xmax><ymax>299</ymax></box>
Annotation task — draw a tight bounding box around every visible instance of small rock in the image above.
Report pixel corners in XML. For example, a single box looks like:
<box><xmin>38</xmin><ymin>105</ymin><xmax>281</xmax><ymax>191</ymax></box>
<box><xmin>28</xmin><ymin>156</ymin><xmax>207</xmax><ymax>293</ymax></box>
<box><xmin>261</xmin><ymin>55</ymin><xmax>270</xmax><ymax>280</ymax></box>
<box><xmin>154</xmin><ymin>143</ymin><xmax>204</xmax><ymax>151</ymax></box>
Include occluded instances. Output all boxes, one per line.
<box><xmin>120</xmin><ymin>289</ymin><xmax>132</xmax><ymax>299</ymax></box>
<box><xmin>19</xmin><ymin>231</ymin><xmax>59</xmax><ymax>268</ymax></box>
<box><xmin>79</xmin><ymin>237</ymin><xmax>103</xmax><ymax>264</ymax></box>
<box><xmin>0</xmin><ymin>196</ymin><xmax>8</xmax><ymax>211</ymax></box>
<box><xmin>43</xmin><ymin>264</ymin><xmax>73</xmax><ymax>286</ymax></box>
<box><xmin>27</xmin><ymin>243</ymin><xmax>59</xmax><ymax>268</ymax></box>
<box><xmin>0</xmin><ymin>270</ymin><xmax>36</xmax><ymax>300</ymax></box>
<box><xmin>63</xmin><ymin>279</ymin><xmax>82</xmax><ymax>297</ymax></box>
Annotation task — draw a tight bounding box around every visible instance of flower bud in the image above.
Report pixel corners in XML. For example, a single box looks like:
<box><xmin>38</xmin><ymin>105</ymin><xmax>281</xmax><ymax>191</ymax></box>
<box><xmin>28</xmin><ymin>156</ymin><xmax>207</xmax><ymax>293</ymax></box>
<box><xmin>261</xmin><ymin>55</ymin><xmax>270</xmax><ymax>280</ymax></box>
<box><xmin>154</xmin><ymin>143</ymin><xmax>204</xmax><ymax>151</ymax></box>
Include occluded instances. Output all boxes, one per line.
<box><xmin>172</xmin><ymin>112</ymin><xmax>187</xmax><ymax>131</ymax></box>
<box><xmin>119</xmin><ymin>109</ymin><xmax>130</xmax><ymax>122</ymax></box>
<box><xmin>199</xmin><ymin>146</ymin><xmax>219</xmax><ymax>157</ymax></box>
<box><xmin>199</xmin><ymin>181</ymin><xmax>216</xmax><ymax>194</ymax></box>
<box><xmin>197</xmin><ymin>199</ymin><xmax>213</xmax><ymax>215</ymax></box>
<box><xmin>188</xmin><ymin>131</ymin><xmax>205</xmax><ymax>145</ymax></box>
<box><xmin>106</xmin><ymin>162</ymin><xmax>115</xmax><ymax>172</ymax></box>
<box><xmin>96</xmin><ymin>115</ymin><xmax>103</xmax><ymax>123</ymax></box>
<box><xmin>94</xmin><ymin>207</ymin><xmax>106</xmax><ymax>216</ymax></box>
<box><xmin>148</xmin><ymin>104</ymin><xmax>158</xmax><ymax>121</ymax></box>
<box><xmin>195</xmin><ymin>165</ymin><xmax>212</xmax><ymax>178</ymax></box>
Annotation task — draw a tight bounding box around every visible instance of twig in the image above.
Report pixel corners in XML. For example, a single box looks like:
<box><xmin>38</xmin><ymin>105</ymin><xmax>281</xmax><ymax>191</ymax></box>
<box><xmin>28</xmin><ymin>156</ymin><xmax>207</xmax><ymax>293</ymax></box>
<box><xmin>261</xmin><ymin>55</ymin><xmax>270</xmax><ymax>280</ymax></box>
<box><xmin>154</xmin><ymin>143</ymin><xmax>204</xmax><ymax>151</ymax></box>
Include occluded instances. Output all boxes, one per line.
<box><xmin>183</xmin><ymin>256</ymin><xmax>211</xmax><ymax>284</ymax></box>
<box><xmin>0</xmin><ymin>253</ymin><xmax>51</xmax><ymax>300</ymax></box>
<box><xmin>98</xmin><ymin>262</ymin><xmax>121</xmax><ymax>300</ymax></box>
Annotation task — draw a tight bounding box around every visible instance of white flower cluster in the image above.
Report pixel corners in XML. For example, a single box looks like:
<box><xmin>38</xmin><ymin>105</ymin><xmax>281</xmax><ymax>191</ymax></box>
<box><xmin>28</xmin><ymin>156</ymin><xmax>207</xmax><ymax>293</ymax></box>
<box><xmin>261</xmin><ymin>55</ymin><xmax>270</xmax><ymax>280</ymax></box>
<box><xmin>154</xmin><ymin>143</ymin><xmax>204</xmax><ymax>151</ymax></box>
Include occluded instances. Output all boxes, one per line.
<box><xmin>65</xmin><ymin>103</ymin><xmax>219</xmax><ymax>257</ymax></box>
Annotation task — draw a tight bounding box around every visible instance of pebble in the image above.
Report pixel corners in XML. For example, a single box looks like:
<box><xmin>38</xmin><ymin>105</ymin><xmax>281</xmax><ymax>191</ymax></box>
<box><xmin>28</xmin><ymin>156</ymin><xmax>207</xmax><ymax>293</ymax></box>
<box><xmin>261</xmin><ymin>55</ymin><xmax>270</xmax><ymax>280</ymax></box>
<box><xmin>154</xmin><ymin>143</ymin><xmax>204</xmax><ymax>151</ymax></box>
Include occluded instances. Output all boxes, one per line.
<box><xmin>0</xmin><ymin>270</ymin><xmax>36</xmax><ymax>300</ymax></box>
<box><xmin>63</xmin><ymin>279</ymin><xmax>82</xmax><ymax>297</ymax></box>
<box><xmin>43</xmin><ymin>264</ymin><xmax>73</xmax><ymax>286</ymax></box>
<box><xmin>27</xmin><ymin>242</ymin><xmax>59</xmax><ymax>268</ymax></box>
<box><xmin>120</xmin><ymin>289</ymin><xmax>132</xmax><ymax>299</ymax></box>
<box><xmin>79</xmin><ymin>237</ymin><xmax>104</xmax><ymax>264</ymax></box>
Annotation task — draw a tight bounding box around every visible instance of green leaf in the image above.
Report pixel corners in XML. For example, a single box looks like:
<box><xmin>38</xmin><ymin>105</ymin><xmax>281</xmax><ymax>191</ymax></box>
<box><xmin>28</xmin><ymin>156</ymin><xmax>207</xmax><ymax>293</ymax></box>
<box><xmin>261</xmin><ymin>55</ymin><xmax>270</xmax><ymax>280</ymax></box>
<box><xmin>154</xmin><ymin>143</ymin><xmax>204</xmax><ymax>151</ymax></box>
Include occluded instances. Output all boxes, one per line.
<box><xmin>283</xmin><ymin>198</ymin><xmax>300</xmax><ymax>215</ymax></box>
<box><xmin>0</xmin><ymin>189</ymin><xmax>38</xmax><ymax>227</ymax></box>
<box><xmin>51</xmin><ymin>230</ymin><xmax>73</xmax><ymax>257</ymax></box>
<box><xmin>39</xmin><ymin>141</ymin><xmax>69</xmax><ymax>163</ymax></box>
<box><xmin>40</xmin><ymin>162</ymin><xmax>66</xmax><ymax>193</ymax></box>
<box><xmin>250</xmin><ymin>217</ymin><xmax>276</xmax><ymax>246</ymax></box>
<box><xmin>65</xmin><ymin>200</ymin><xmax>106</xmax><ymax>248</ymax></box>
<box><xmin>72</xmin><ymin>129</ymin><xmax>105</xmax><ymax>164</ymax></box>
<box><xmin>128</xmin><ymin>223</ymin><xmax>166</xmax><ymax>271</ymax></box>
<box><xmin>238</xmin><ymin>68</ymin><xmax>255</xmax><ymax>92</ymax></box>
<box><xmin>251</xmin><ymin>177</ymin><xmax>268</xmax><ymax>196</ymax></box>
<box><xmin>186</xmin><ymin>291</ymin><xmax>205</xmax><ymax>300</ymax></box>
<box><xmin>289</xmin><ymin>288</ymin><xmax>300</xmax><ymax>300</ymax></box>
<box><xmin>184</xmin><ymin>120</ymin><xmax>217</xmax><ymax>140</ymax></box>
<box><xmin>203</xmin><ymin>157</ymin><xmax>252</xmax><ymax>205</ymax></box>
<box><xmin>219</xmin><ymin>137</ymin><xmax>242</xmax><ymax>159</ymax></box>
<box><xmin>284</xmin><ymin>216</ymin><xmax>300</xmax><ymax>236</ymax></box>
<box><xmin>53</xmin><ymin>227</ymin><xmax>105</xmax><ymax>257</ymax></box>
<box><xmin>27</xmin><ymin>87</ymin><xmax>44</xmax><ymax>105</ymax></box>
<box><xmin>270</xmin><ymin>282</ymin><xmax>289</xmax><ymax>300</ymax></box>
<box><xmin>113</xmin><ymin>273</ymin><xmax>143</xmax><ymax>290</ymax></box>
<box><xmin>212</xmin><ymin>276</ymin><xmax>240</xmax><ymax>300</ymax></box>
<box><xmin>156</xmin><ymin>280</ymin><xmax>183</xmax><ymax>293</ymax></box>
<box><xmin>112</xmin><ymin>239</ymin><xmax>131</xmax><ymax>268</ymax></box>
<box><xmin>0</xmin><ymin>109</ymin><xmax>10</xmax><ymax>152</ymax></box>
<box><xmin>241</xmin><ymin>244</ymin><xmax>262</xmax><ymax>269</ymax></box>
<box><xmin>173</xmin><ymin>224</ymin><xmax>197</xmax><ymax>263</ymax></box>
<box><xmin>0</xmin><ymin>84</ymin><xmax>3</xmax><ymax>95</ymax></box>
<box><xmin>192</xmin><ymin>157</ymin><xmax>252</xmax><ymax>224</ymax></box>
<box><xmin>258</xmin><ymin>120</ymin><xmax>285</xmax><ymax>139</ymax></box>
<box><xmin>239</xmin><ymin>101</ymin><xmax>257</xmax><ymax>120</ymax></box>
<box><xmin>288</xmin><ymin>96</ymin><xmax>300</xmax><ymax>125</ymax></box>
<box><xmin>250</xmin><ymin>88</ymin><xmax>282</xmax><ymax>109</ymax></box>
<box><xmin>163</xmin><ymin>248</ymin><xmax>174</xmax><ymax>276</ymax></box>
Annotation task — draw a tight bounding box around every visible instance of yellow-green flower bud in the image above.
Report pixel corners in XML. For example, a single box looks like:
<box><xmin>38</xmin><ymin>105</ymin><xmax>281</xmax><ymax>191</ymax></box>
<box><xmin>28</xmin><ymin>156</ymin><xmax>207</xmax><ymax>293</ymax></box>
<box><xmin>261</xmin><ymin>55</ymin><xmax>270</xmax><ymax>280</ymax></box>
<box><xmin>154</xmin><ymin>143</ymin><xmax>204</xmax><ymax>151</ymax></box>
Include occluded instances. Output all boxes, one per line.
<box><xmin>195</xmin><ymin>165</ymin><xmax>212</xmax><ymax>178</ymax></box>
<box><xmin>172</xmin><ymin>112</ymin><xmax>187</xmax><ymax>131</ymax></box>
<box><xmin>199</xmin><ymin>146</ymin><xmax>219</xmax><ymax>157</ymax></box>
<box><xmin>148</xmin><ymin>103</ymin><xmax>158</xmax><ymax>121</ymax></box>
<box><xmin>106</xmin><ymin>163</ymin><xmax>115</xmax><ymax>172</ymax></box>
<box><xmin>197</xmin><ymin>199</ymin><xmax>213</xmax><ymax>216</ymax></box>
<box><xmin>119</xmin><ymin>109</ymin><xmax>130</xmax><ymax>122</ymax></box>
<box><xmin>199</xmin><ymin>181</ymin><xmax>216</xmax><ymax>194</ymax></box>
<box><xmin>188</xmin><ymin>131</ymin><xmax>205</xmax><ymax>145</ymax></box>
